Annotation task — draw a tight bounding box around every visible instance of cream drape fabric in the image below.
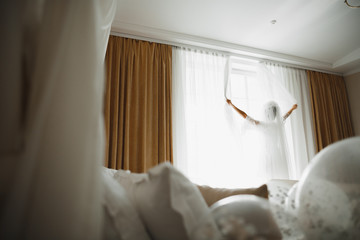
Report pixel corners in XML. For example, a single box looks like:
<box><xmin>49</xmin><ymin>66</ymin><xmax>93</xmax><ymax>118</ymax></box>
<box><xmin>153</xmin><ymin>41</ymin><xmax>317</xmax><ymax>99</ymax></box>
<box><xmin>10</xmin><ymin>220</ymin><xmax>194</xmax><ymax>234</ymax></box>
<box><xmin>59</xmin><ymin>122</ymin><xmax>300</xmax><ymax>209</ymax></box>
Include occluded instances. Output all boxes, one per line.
<box><xmin>0</xmin><ymin>1</ymin><xmax>116</xmax><ymax>239</ymax></box>
<box><xmin>104</xmin><ymin>36</ymin><xmax>173</xmax><ymax>173</ymax></box>
<box><xmin>307</xmin><ymin>70</ymin><xmax>354</xmax><ymax>152</ymax></box>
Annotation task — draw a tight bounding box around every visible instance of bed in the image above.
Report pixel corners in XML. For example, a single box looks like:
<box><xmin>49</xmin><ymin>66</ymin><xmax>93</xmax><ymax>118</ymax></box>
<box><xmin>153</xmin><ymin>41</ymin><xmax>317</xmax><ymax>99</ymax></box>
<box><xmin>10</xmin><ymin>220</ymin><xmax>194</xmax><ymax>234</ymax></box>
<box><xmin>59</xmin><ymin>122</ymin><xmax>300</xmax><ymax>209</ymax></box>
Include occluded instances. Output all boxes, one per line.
<box><xmin>101</xmin><ymin>137</ymin><xmax>360</xmax><ymax>240</ymax></box>
<box><xmin>102</xmin><ymin>166</ymin><xmax>299</xmax><ymax>240</ymax></box>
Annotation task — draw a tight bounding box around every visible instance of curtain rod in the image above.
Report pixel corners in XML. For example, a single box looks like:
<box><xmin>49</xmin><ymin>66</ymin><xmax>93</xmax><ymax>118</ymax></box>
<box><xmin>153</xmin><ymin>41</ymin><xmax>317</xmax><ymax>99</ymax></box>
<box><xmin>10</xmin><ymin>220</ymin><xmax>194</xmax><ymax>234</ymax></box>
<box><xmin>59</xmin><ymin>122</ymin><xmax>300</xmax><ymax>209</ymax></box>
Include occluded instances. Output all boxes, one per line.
<box><xmin>110</xmin><ymin>31</ymin><xmax>343</xmax><ymax>76</ymax></box>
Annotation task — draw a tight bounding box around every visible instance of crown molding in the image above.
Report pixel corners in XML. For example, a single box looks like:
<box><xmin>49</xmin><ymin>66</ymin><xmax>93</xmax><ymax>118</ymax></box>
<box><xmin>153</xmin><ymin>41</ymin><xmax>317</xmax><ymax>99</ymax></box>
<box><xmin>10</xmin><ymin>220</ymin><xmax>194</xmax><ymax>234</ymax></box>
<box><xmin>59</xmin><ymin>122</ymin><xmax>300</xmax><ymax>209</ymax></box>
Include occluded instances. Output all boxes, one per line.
<box><xmin>343</xmin><ymin>66</ymin><xmax>360</xmax><ymax>76</ymax></box>
<box><xmin>111</xmin><ymin>21</ymin><xmax>345</xmax><ymax>75</ymax></box>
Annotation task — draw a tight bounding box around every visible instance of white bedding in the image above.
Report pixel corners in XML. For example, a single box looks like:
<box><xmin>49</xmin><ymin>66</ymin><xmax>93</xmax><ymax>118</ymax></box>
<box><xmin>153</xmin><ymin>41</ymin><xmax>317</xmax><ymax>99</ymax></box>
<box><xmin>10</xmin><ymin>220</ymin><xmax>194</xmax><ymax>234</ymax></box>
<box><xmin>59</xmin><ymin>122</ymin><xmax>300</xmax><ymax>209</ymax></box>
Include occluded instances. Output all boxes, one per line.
<box><xmin>267</xmin><ymin>180</ymin><xmax>305</xmax><ymax>240</ymax></box>
<box><xmin>102</xmin><ymin>138</ymin><xmax>360</xmax><ymax>240</ymax></box>
<box><xmin>103</xmin><ymin>165</ymin><xmax>304</xmax><ymax>240</ymax></box>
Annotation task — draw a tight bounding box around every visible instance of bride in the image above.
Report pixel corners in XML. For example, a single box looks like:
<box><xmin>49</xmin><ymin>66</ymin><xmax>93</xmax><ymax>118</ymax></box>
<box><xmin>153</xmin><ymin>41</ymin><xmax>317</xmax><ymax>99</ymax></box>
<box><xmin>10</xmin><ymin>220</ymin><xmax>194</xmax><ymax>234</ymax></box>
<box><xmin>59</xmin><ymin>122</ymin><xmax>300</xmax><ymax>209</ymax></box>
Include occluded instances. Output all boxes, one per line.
<box><xmin>226</xmin><ymin>98</ymin><xmax>297</xmax><ymax>180</ymax></box>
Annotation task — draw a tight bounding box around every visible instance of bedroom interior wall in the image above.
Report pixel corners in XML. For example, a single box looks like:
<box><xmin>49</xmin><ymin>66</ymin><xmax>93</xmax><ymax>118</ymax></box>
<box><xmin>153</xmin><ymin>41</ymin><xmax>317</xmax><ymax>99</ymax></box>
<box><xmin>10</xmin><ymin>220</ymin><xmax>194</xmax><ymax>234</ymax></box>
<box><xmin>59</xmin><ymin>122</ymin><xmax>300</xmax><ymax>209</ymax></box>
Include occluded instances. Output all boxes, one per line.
<box><xmin>345</xmin><ymin>72</ymin><xmax>360</xmax><ymax>136</ymax></box>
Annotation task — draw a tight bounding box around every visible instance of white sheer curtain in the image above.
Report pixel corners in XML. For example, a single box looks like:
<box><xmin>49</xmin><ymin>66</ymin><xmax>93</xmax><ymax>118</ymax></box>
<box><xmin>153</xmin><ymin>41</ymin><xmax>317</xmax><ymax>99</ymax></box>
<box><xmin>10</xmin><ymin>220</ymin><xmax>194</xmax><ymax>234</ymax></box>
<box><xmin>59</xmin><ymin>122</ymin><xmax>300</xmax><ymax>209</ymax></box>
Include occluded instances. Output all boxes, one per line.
<box><xmin>228</xmin><ymin>62</ymin><xmax>314</xmax><ymax>180</ymax></box>
<box><xmin>173</xmin><ymin>48</ymin><xmax>315</xmax><ymax>188</ymax></box>
<box><xmin>173</xmin><ymin>48</ymin><xmax>267</xmax><ymax>188</ymax></box>
<box><xmin>0</xmin><ymin>1</ymin><xmax>116</xmax><ymax>239</ymax></box>
<box><xmin>264</xmin><ymin>62</ymin><xmax>316</xmax><ymax>179</ymax></box>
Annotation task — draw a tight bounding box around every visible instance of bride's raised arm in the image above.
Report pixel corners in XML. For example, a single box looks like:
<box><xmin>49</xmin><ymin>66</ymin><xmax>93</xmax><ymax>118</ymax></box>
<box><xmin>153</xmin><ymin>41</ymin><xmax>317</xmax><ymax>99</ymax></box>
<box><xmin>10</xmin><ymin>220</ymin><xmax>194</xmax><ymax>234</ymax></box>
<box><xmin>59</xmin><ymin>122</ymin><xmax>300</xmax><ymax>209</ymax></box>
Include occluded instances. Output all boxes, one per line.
<box><xmin>283</xmin><ymin>104</ymin><xmax>298</xmax><ymax>121</ymax></box>
<box><xmin>226</xmin><ymin>99</ymin><xmax>259</xmax><ymax>125</ymax></box>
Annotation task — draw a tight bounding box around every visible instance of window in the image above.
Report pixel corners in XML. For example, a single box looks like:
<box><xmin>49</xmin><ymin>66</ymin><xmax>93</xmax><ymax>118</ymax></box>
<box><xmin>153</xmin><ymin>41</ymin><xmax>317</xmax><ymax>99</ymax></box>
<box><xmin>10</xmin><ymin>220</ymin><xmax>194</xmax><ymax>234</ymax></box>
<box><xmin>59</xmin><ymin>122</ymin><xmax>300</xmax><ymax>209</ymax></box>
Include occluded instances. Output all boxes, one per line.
<box><xmin>228</xmin><ymin>58</ymin><xmax>264</xmax><ymax>119</ymax></box>
<box><xmin>173</xmin><ymin>48</ymin><xmax>311</xmax><ymax>188</ymax></box>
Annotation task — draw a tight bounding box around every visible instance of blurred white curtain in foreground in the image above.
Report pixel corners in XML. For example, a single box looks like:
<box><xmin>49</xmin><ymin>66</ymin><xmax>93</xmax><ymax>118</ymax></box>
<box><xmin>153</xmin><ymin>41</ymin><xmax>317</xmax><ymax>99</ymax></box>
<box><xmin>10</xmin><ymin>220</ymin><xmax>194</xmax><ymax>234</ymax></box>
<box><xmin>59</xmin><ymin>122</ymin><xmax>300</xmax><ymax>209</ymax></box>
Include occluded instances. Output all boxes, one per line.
<box><xmin>0</xmin><ymin>0</ymin><xmax>116</xmax><ymax>239</ymax></box>
<box><xmin>264</xmin><ymin>62</ymin><xmax>315</xmax><ymax>179</ymax></box>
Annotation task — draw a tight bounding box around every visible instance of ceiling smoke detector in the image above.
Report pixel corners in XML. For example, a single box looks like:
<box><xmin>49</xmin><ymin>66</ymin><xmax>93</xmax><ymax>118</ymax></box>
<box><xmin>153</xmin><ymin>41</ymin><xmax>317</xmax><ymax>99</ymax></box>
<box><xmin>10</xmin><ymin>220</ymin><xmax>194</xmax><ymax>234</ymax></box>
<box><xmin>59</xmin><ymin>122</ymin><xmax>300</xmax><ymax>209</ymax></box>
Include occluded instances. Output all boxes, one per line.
<box><xmin>270</xmin><ymin>20</ymin><xmax>277</xmax><ymax>25</ymax></box>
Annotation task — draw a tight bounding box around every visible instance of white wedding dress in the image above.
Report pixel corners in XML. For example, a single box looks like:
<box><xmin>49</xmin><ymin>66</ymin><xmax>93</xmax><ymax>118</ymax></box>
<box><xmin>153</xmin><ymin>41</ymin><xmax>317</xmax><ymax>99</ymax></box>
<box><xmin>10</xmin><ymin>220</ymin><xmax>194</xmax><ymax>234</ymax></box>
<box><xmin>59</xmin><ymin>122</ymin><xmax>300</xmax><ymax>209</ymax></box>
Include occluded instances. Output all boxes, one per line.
<box><xmin>225</xmin><ymin>63</ymin><xmax>296</xmax><ymax>181</ymax></box>
<box><xmin>256</xmin><ymin>101</ymin><xmax>290</xmax><ymax>180</ymax></box>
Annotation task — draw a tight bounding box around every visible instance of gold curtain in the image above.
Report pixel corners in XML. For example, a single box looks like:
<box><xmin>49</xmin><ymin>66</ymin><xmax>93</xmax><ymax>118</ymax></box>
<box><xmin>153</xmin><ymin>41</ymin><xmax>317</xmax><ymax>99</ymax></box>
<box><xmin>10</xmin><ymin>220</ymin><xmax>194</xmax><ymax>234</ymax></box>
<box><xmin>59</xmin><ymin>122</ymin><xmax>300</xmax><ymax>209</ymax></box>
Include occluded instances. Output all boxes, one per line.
<box><xmin>307</xmin><ymin>70</ymin><xmax>354</xmax><ymax>152</ymax></box>
<box><xmin>104</xmin><ymin>35</ymin><xmax>173</xmax><ymax>172</ymax></box>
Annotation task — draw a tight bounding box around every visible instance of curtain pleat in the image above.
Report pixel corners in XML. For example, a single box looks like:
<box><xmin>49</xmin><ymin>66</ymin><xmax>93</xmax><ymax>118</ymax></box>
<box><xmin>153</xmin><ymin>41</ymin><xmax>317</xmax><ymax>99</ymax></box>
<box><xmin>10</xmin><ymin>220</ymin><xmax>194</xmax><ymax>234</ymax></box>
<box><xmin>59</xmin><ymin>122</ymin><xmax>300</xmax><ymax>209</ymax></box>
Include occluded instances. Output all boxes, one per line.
<box><xmin>307</xmin><ymin>70</ymin><xmax>354</xmax><ymax>152</ymax></box>
<box><xmin>104</xmin><ymin>36</ymin><xmax>172</xmax><ymax>172</ymax></box>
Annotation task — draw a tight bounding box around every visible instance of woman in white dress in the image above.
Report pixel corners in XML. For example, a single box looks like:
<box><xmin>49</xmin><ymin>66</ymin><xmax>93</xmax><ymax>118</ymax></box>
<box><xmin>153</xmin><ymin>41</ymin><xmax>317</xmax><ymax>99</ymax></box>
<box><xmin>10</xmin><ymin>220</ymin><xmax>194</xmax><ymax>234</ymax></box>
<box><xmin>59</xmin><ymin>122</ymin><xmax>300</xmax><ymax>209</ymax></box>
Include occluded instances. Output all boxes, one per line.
<box><xmin>226</xmin><ymin>98</ymin><xmax>297</xmax><ymax>180</ymax></box>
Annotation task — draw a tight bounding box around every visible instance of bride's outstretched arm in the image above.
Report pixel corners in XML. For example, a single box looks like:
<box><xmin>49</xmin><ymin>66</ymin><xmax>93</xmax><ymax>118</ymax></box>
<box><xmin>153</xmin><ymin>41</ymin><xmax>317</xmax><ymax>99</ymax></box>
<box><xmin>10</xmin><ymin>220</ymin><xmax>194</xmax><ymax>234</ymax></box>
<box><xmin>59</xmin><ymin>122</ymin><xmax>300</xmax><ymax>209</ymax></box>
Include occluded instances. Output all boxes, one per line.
<box><xmin>226</xmin><ymin>99</ymin><xmax>259</xmax><ymax>124</ymax></box>
<box><xmin>283</xmin><ymin>104</ymin><xmax>298</xmax><ymax>120</ymax></box>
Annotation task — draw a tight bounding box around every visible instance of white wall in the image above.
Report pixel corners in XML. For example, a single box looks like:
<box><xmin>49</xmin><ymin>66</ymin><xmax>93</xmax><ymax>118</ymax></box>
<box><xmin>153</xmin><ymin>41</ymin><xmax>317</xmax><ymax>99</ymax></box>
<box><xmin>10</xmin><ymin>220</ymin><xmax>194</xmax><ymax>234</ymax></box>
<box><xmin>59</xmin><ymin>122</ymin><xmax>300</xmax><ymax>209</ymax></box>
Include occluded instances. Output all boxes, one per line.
<box><xmin>345</xmin><ymin>72</ymin><xmax>360</xmax><ymax>136</ymax></box>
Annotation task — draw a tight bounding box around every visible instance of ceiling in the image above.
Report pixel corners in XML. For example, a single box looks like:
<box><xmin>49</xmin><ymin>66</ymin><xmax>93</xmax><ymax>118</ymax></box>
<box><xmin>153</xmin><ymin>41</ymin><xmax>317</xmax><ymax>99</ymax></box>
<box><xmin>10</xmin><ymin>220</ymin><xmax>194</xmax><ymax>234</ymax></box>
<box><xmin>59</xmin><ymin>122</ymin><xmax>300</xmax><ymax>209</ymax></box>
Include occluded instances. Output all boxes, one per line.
<box><xmin>112</xmin><ymin>0</ymin><xmax>360</xmax><ymax>75</ymax></box>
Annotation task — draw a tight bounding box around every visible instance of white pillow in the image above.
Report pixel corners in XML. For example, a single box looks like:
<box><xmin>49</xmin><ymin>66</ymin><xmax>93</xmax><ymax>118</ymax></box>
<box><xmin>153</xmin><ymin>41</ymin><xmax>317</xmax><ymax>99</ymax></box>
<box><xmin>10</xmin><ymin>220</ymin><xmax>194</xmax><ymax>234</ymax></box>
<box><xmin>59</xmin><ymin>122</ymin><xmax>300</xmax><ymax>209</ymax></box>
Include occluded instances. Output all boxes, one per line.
<box><xmin>132</xmin><ymin>163</ymin><xmax>221</xmax><ymax>240</ymax></box>
<box><xmin>113</xmin><ymin>169</ymin><xmax>147</xmax><ymax>195</ymax></box>
<box><xmin>102</xmin><ymin>172</ymin><xmax>151</xmax><ymax>240</ymax></box>
<box><xmin>102</xmin><ymin>166</ymin><xmax>117</xmax><ymax>178</ymax></box>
